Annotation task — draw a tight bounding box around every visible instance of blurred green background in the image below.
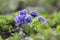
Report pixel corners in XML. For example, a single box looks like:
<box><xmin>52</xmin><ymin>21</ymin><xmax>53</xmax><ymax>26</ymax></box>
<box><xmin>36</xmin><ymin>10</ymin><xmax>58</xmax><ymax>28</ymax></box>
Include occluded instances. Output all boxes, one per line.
<box><xmin>0</xmin><ymin>0</ymin><xmax>60</xmax><ymax>14</ymax></box>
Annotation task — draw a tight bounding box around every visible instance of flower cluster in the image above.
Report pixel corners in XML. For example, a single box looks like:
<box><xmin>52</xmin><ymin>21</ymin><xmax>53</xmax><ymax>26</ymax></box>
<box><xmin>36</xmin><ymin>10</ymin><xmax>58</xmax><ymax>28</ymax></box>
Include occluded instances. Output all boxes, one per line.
<box><xmin>14</xmin><ymin>10</ymin><xmax>32</xmax><ymax>24</ymax></box>
<box><xmin>14</xmin><ymin>10</ymin><xmax>47</xmax><ymax>24</ymax></box>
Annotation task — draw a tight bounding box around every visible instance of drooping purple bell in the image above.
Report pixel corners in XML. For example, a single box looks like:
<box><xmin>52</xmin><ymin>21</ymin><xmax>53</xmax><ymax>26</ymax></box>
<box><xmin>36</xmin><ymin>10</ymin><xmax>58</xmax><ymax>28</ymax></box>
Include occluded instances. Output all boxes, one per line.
<box><xmin>25</xmin><ymin>15</ymin><xmax>32</xmax><ymax>24</ymax></box>
<box><xmin>39</xmin><ymin>16</ymin><xmax>47</xmax><ymax>24</ymax></box>
<box><xmin>31</xmin><ymin>12</ymin><xmax>38</xmax><ymax>17</ymax></box>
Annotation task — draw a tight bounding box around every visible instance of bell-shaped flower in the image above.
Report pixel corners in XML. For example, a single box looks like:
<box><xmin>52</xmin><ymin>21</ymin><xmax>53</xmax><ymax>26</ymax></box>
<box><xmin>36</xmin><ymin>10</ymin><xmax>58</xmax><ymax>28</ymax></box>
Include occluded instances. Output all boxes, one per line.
<box><xmin>31</xmin><ymin>12</ymin><xmax>38</xmax><ymax>17</ymax></box>
<box><xmin>14</xmin><ymin>15</ymin><xmax>25</xmax><ymax>24</ymax></box>
<box><xmin>39</xmin><ymin>16</ymin><xmax>47</xmax><ymax>24</ymax></box>
<box><xmin>19</xmin><ymin>10</ymin><xmax>27</xmax><ymax>16</ymax></box>
<box><xmin>25</xmin><ymin>15</ymin><xmax>32</xmax><ymax>24</ymax></box>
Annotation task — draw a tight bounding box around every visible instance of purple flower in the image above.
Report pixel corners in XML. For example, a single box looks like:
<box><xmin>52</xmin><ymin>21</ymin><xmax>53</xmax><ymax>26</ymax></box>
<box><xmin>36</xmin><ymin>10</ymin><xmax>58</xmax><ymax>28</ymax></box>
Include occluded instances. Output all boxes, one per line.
<box><xmin>25</xmin><ymin>16</ymin><xmax>32</xmax><ymax>24</ymax></box>
<box><xmin>39</xmin><ymin>16</ymin><xmax>47</xmax><ymax>24</ymax></box>
<box><xmin>19</xmin><ymin>10</ymin><xmax>26</xmax><ymax>16</ymax></box>
<box><xmin>31</xmin><ymin>12</ymin><xmax>38</xmax><ymax>17</ymax></box>
<box><xmin>14</xmin><ymin>16</ymin><xmax>25</xmax><ymax>24</ymax></box>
